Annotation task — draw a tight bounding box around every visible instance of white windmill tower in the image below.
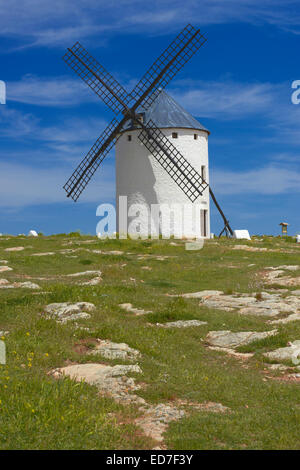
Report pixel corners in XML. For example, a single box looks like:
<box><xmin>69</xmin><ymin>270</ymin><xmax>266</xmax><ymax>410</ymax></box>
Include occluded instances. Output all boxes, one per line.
<box><xmin>116</xmin><ymin>91</ymin><xmax>210</xmax><ymax>239</ymax></box>
<box><xmin>62</xmin><ymin>25</ymin><xmax>233</xmax><ymax>238</ymax></box>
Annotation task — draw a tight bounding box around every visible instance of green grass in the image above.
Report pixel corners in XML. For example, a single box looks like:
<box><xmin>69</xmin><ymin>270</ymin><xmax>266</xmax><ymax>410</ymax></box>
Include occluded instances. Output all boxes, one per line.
<box><xmin>0</xmin><ymin>234</ymin><xmax>300</xmax><ymax>449</ymax></box>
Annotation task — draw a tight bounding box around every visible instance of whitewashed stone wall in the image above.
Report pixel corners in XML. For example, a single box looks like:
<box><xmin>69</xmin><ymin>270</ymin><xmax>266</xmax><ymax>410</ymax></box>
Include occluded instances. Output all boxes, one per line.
<box><xmin>115</xmin><ymin>127</ymin><xmax>210</xmax><ymax>239</ymax></box>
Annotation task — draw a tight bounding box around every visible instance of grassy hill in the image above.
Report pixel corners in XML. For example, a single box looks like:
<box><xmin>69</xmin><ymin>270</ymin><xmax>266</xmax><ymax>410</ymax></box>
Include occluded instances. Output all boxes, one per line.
<box><xmin>0</xmin><ymin>234</ymin><xmax>299</xmax><ymax>449</ymax></box>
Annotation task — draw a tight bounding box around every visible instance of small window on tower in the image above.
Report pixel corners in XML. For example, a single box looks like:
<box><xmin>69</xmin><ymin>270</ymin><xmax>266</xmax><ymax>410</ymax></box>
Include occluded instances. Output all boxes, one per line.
<box><xmin>172</xmin><ymin>132</ymin><xmax>178</xmax><ymax>139</ymax></box>
<box><xmin>194</xmin><ymin>134</ymin><xmax>198</xmax><ymax>140</ymax></box>
<box><xmin>136</xmin><ymin>113</ymin><xmax>144</xmax><ymax>124</ymax></box>
<box><xmin>127</xmin><ymin>135</ymin><xmax>132</xmax><ymax>142</ymax></box>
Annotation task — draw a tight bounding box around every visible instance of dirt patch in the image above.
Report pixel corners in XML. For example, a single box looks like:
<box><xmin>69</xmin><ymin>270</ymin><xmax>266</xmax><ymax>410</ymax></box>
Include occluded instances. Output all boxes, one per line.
<box><xmin>73</xmin><ymin>338</ymin><xmax>99</xmax><ymax>354</ymax></box>
<box><xmin>269</xmin><ymin>374</ymin><xmax>300</xmax><ymax>383</ymax></box>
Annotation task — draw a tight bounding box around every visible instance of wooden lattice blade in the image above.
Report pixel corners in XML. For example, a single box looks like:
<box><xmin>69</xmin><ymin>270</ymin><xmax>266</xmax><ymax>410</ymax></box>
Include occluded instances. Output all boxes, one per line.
<box><xmin>138</xmin><ymin>119</ymin><xmax>208</xmax><ymax>203</ymax></box>
<box><xmin>130</xmin><ymin>24</ymin><xmax>207</xmax><ymax>112</ymax></box>
<box><xmin>63</xmin><ymin>118</ymin><xmax>124</xmax><ymax>201</ymax></box>
<box><xmin>63</xmin><ymin>42</ymin><xmax>131</xmax><ymax>115</ymax></box>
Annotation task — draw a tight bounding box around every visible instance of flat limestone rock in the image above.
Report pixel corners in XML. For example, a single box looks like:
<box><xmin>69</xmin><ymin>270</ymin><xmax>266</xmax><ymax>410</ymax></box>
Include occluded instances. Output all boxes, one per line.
<box><xmin>267</xmin><ymin>288</ymin><xmax>289</xmax><ymax>293</ymax></box>
<box><xmin>59</xmin><ymin>249</ymin><xmax>77</xmax><ymax>254</ymax></box>
<box><xmin>135</xmin><ymin>404</ymin><xmax>185</xmax><ymax>443</ymax></box>
<box><xmin>135</xmin><ymin>400</ymin><xmax>230</xmax><ymax>444</ymax></box>
<box><xmin>0</xmin><ymin>266</ymin><xmax>12</xmax><ymax>273</ymax></box>
<box><xmin>233</xmin><ymin>245</ymin><xmax>267</xmax><ymax>252</ymax></box>
<box><xmin>78</xmin><ymin>276</ymin><xmax>102</xmax><ymax>286</ymax></box>
<box><xmin>137</xmin><ymin>254</ymin><xmax>171</xmax><ymax>261</ymax></box>
<box><xmin>119</xmin><ymin>303</ymin><xmax>152</xmax><ymax>315</ymax></box>
<box><xmin>0</xmin><ymin>279</ymin><xmax>13</xmax><ymax>287</ymax></box>
<box><xmin>239</xmin><ymin>307</ymin><xmax>280</xmax><ymax>317</ymax></box>
<box><xmin>206</xmin><ymin>329</ymin><xmax>277</xmax><ymax>348</ymax></box>
<box><xmin>98</xmin><ymin>250</ymin><xmax>124</xmax><ymax>256</ymax></box>
<box><xmin>88</xmin><ymin>339</ymin><xmax>141</xmax><ymax>361</ymax></box>
<box><xmin>156</xmin><ymin>320</ymin><xmax>207</xmax><ymax>328</ymax></box>
<box><xmin>44</xmin><ymin>302</ymin><xmax>95</xmax><ymax>323</ymax></box>
<box><xmin>277</xmin><ymin>277</ymin><xmax>300</xmax><ymax>287</ymax></box>
<box><xmin>204</xmin><ymin>296</ymin><xmax>255</xmax><ymax>308</ymax></box>
<box><xmin>172</xmin><ymin>290</ymin><xmax>223</xmax><ymax>299</ymax></box>
<box><xmin>270</xmin><ymin>313</ymin><xmax>300</xmax><ymax>324</ymax></box>
<box><xmin>267</xmin><ymin>364</ymin><xmax>290</xmax><ymax>371</ymax></box>
<box><xmin>177</xmin><ymin>399</ymin><xmax>230</xmax><ymax>414</ymax></box>
<box><xmin>0</xmin><ymin>260</ymin><xmax>8</xmax><ymax>264</ymax></box>
<box><xmin>0</xmin><ymin>280</ymin><xmax>40</xmax><ymax>289</ymax></box>
<box><xmin>51</xmin><ymin>363</ymin><xmax>144</xmax><ymax>404</ymax></box>
<box><xmin>32</xmin><ymin>252</ymin><xmax>55</xmax><ymax>256</ymax></box>
<box><xmin>0</xmin><ymin>266</ymin><xmax>13</xmax><ymax>273</ymax></box>
<box><xmin>208</xmin><ymin>346</ymin><xmax>254</xmax><ymax>359</ymax></box>
<box><xmin>16</xmin><ymin>281</ymin><xmax>41</xmax><ymax>289</ymax></box>
<box><xmin>266</xmin><ymin>265</ymin><xmax>300</xmax><ymax>271</ymax></box>
<box><xmin>4</xmin><ymin>246</ymin><xmax>24</xmax><ymax>252</ymax></box>
<box><xmin>185</xmin><ymin>240</ymin><xmax>205</xmax><ymax>251</ymax></box>
<box><xmin>264</xmin><ymin>340</ymin><xmax>300</xmax><ymax>362</ymax></box>
<box><xmin>67</xmin><ymin>270</ymin><xmax>102</xmax><ymax>277</ymax></box>
<box><xmin>199</xmin><ymin>290</ymin><xmax>300</xmax><ymax>318</ymax></box>
<box><xmin>264</xmin><ymin>269</ymin><xmax>300</xmax><ymax>287</ymax></box>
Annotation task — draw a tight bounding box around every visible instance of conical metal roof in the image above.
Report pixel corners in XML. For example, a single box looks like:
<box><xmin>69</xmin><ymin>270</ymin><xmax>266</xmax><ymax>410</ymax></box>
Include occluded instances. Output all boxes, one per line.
<box><xmin>121</xmin><ymin>90</ymin><xmax>209</xmax><ymax>134</ymax></box>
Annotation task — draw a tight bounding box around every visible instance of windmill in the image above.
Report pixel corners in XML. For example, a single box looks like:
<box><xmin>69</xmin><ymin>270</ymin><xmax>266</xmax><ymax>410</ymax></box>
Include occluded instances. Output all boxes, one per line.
<box><xmin>62</xmin><ymin>24</ymin><xmax>233</xmax><ymax>237</ymax></box>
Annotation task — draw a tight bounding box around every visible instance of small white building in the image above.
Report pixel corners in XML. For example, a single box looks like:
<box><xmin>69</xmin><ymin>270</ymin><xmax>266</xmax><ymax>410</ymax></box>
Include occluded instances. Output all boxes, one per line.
<box><xmin>116</xmin><ymin>91</ymin><xmax>210</xmax><ymax>239</ymax></box>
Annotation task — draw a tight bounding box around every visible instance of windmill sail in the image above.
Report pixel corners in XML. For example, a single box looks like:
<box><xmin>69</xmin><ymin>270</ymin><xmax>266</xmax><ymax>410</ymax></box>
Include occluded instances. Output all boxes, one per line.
<box><xmin>63</xmin><ymin>117</ymin><xmax>123</xmax><ymax>201</ymax></box>
<box><xmin>138</xmin><ymin>119</ymin><xmax>208</xmax><ymax>203</ymax></box>
<box><xmin>130</xmin><ymin>24</ymin><xmax>206</xmax><ymax>111</ymax></box>
<box><xmin>63</xmin><ymin>42</ymin><xmax>131</xmax><ymax>115</ymax></box>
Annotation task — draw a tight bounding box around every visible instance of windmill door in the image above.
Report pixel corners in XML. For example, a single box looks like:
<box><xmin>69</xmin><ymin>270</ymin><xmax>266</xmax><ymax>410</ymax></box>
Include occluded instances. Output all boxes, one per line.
<box><xmin>201</xmin><ymin>209</ymin><xmax>207</xmax><ymax>237</ymax></box>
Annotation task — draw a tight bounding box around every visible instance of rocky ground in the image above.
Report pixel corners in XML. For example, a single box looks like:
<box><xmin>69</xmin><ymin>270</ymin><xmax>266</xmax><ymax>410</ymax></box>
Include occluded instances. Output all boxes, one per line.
<box><xmin>0</xmin><ymin>234</ymin><xmax>300</xmax><ymax>449</ymax></box>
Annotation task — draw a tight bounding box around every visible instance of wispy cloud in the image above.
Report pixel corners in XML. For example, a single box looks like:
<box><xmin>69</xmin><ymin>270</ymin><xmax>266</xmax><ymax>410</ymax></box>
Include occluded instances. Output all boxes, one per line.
<box><xmin>0</xmin><ymin>106</ymin><xmax>39</xmax><ymax>137</ymax></box>
<box><xmin>0</xmin><ymin>161</ymin><xmax>115</xmax><ymax>208</ymax></box>
<box><xmin>37</xmin><ymin>116</ymin><xmax>108</xmax><ymax>144</ymax></box>
<box><xmin>7</xmin><ymin>74</ymin><xmax>134</xmax><ymax>106</ymax></box>
<box><xmin>171</xmin><ymin>78</ymin><xmax>300</xmax><ymax>147</ymax></box>
<box><xmin>6</xmin><ymin>74</ymin><xmax>288</xmax><ymax>120</ymax></box>
<box><xmin>8</xmin><ymin>75</ymin><xmax>96</xmax><ymax>106</ymax></box>
<box><xmin>171</xmin><ymin>80</ymin><xmax>277</xmax><ymax>119</ymax></box>
<box><xmin>0</xmin><ymin>0</ymin><xmax>300</xmax><ymax>50</ymax></box>
<box><xmin>212</xmin><ymin>165</ymin><xmax>300</xmax><ymax>195</ymax></box>
<box><xmin>0</xmin><ymin>102</ymin><xmax>108</xmax><ymax>146</ymax></box>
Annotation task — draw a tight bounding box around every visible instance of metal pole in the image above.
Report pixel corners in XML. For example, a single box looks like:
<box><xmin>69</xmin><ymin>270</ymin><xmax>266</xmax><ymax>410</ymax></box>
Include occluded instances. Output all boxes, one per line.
<box><xmin>209</xmin><ymin>187</ymin><xmax>233</xmax><ymax>237</ymax></box>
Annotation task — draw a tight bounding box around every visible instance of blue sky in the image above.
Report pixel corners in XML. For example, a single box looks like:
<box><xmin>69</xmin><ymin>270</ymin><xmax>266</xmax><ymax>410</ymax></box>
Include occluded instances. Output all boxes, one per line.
<box><xmin>0</xmin><ymin>0</ymin><xmax>300</xmax><ymax>236</ymax></box>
